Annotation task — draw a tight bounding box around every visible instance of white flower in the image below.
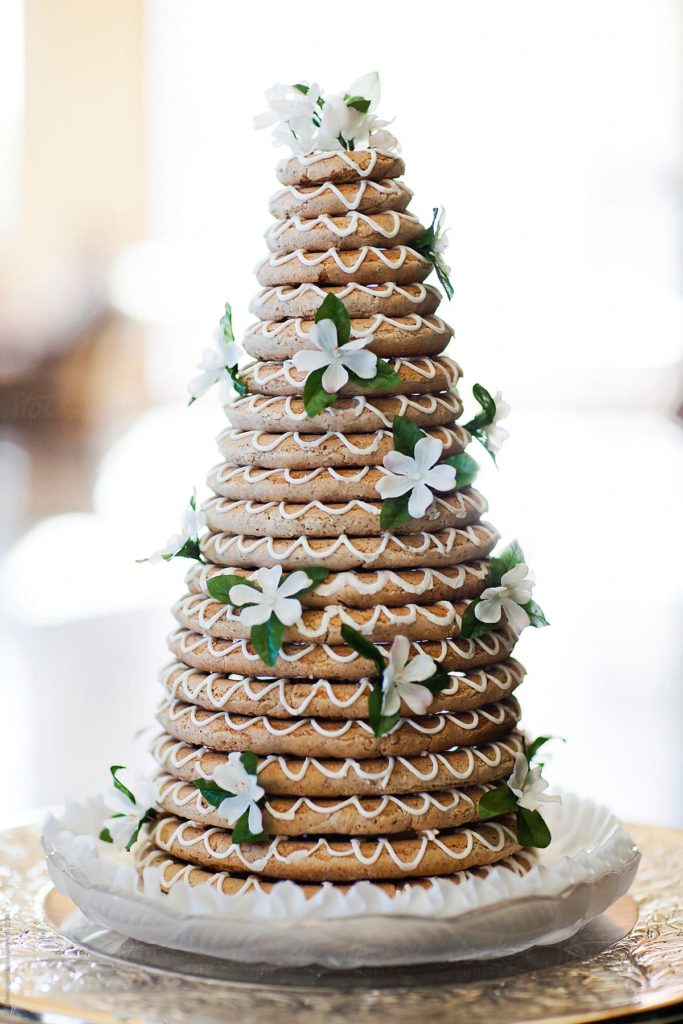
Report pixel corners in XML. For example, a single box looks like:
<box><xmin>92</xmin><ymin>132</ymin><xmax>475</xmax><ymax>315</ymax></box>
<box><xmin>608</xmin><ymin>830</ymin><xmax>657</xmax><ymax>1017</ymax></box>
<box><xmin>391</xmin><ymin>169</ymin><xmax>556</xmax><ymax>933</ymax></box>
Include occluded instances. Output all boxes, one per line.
<box><xmin>230</xmin><ymin>565</ymin><xmax>309</xmax><ymax>628</ymax></box>
<box><xmin>213</xmin><ymin>753</ymin><xmax>265</xmax><ymax>834</ymax></box>
<box><xmin>292</xmin><ymin>319</ymin><xmax>376</xmax><ymax>393</ymax></box>
<box><xmin>432</xmin><ymin>207</ymin><xmax>452</xmax><ymax>276</ymax></box>
<box><xmin>474</xmin><ymin>562</ymin><xmax>535</xmax><ymax>633</ymax></box>
<box><xmin>376</xmin><ymin>436</ymin><xmax>456</xmax><ymax>518</ymax></box>
<box><xmin>254</xmin><ymin>82</ymin><xmax>322</xmax><ymax>157</ymax></box>
<box><xmin>508</xmin><ymin>752</ymin><xmax>561</xmax><ymax>812</ymax></box>
<box><xmin>484</xmin><ymin>391</ymin><xmax>510</xmax><ymax>453</ymax></box>
<box><xmin>148</xmin><ymin>504</ymin><xmax>206</xmax><ymax>564</ymax></box>
<box><xmin>315</xmin><ymin>92</ymin><xmax>366</xmax><ymax>151</ymax></box>
<box><xmin>188</xmin><ymin>324</ymin><xmax>243</xmax><ymax>404</ymax></box>
<box><xmin>102</xmin><ymin>770</ymin><xmax>157</xmax><ymax>850</ymax></box>
<box><xmin>381</xmin><ymin>635</ymin><xmax>438</xmax><ymax>717</ymax></box>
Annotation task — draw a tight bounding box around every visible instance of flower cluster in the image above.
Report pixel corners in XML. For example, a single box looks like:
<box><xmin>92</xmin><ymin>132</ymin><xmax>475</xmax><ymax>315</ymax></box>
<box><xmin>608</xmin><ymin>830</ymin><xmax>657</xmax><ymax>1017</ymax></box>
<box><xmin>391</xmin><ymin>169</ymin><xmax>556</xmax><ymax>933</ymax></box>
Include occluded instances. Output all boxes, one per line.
<box><xmin>188</xmin><ymin>303</ymin><xmax>245</xmax><ymax>405</ymax></box>
<box><xmin>100</xmin><ymin>766</ymin><xmax>158</xmax><ymax>851</ymax></box>
<box><xmin>254</xmin><ymin>73</ymin><xmax>398</xmax><ymax>157</ymax></box>
<box><xmin>412</xmin><ymin>207</ymin><xmax>453</xmax><ymax>300</ymax></box>
<box><xmin>463</xmin><ymin>384</ymin><xmax>510</xmax><ymax>459</ymax></box>
<box><xmin>144</xmin><ymin>493</ymin><xmax>206</xmax><ymax>565</ymax></box>
<box><xmin>478</xmin><ymin>736</ymin><xmax>561</xmax><ymax>848</ymax></box>
<box><xmin>459</xmin><ymin>540</ymin><xmax>548</xmax><ymax>638</ymax></box>
<box><xmin>193</xmin><ymin>751</ymin><xmax>267</xmax><ymax>843</ymax></box>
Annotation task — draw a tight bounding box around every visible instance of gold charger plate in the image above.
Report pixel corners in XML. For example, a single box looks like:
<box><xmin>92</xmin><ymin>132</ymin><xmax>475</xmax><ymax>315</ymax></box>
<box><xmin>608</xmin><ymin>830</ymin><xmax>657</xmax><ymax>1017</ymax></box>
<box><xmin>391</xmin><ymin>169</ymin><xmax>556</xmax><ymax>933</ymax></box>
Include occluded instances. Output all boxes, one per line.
<box><xmin>1</xmin><ymin>820</ymin><xmax>683</xmax><ymax>1024</ymax></box>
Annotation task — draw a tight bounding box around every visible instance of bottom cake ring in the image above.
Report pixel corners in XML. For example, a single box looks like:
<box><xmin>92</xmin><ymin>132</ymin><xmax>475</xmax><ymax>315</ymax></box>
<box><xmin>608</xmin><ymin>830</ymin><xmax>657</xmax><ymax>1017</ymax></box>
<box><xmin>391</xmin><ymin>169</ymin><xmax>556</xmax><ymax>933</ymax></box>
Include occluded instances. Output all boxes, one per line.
<box><xmin>42</xmin><ymin>791</ymin><xmax>640</xmax><ymax>967</ymax></box>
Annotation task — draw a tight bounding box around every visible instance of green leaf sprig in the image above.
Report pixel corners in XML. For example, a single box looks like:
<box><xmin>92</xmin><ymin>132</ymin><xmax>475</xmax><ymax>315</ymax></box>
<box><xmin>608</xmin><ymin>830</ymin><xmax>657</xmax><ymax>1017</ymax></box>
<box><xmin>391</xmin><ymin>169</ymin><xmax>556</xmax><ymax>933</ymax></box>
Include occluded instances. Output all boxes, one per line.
<box><xmin>459</xmin><ymin>539</ymin><xmax>549</xmax><ymax>640</ymax></box>
<box><xmin>137</xmin><ymin>491</ymin><xmax>206</xmax><ymax>565</ymax></box>
<box><xmin>478</xmin><ymin>736</ymin><xmax>562</xmax><ymax>849</ymax></box>
<box><xmin>206</xmin><ymin>567</ymin><xmax>329</xmax><ymax>668</ymax></box>
<box><xmin>193</xmin><ymin>752</ymin><xmax>268</xmax><ymax>844</ymax></box>
<box><xmin>379</xmin><ymin>415</ymin><xmax>479</xmax><ymax>530</ymax></box>
<box><xmin>462</xmin><ymin>383</ymin><xmax>505</xmax><ymax>463</ymax></box>
<box><xmin>301</xmin><ymin>295</ymin><xmax>400</xmax><ymax>418</ymax></box>
<box><xmin>412</xmin><ymin>207</ymin><xmax>454</xmax><ymax>299</ymax></box>
<box><xmin>341</xmin><ymin>625</ymin><xmax>450</xmax><ymax>736</ymax></box>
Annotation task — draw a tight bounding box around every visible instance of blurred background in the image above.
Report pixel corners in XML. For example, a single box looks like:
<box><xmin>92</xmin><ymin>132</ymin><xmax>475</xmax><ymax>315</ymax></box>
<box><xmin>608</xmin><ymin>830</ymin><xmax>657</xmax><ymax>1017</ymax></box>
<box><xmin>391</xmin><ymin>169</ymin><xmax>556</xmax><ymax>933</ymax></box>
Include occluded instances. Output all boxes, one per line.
<box><xmin>0</xmin><ymin>0</ymin><xmax>681</xmax><ymax>827</ymax></box>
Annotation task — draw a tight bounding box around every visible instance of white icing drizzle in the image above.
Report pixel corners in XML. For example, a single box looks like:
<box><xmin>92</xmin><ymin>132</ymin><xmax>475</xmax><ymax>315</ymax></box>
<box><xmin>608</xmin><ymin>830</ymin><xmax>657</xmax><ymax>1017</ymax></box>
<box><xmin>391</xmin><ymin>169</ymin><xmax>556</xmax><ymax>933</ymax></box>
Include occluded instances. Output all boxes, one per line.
<box><xmin>216</xmin><ymin>424</ymin><xmax>466</xmax><ymax>454</ymax></box>
<box><xmin>160</xmin><ymin>661</ymin><xmax>519</xmax><ymax>716</ymax></box>
<box><xmin>204</xmin><ymin>489</ymin><xmax>485</xmax><ymax>522</ymax></box>
<box><xmin>267</xmin><ymin>210</ymin><xmax>421</xmax><ymax>241</ymax></box>
<box><xmin>258</xmin><ymin>245</ymin><xmax>420</xmax><ymax>274</ymax></box>
<box><xmin>281</xmin><ymin>148</ymin><xmax>395</xmax><ymax>175</ymax></box>
<box><xmin>159</xmin><ymin>697</ymin><xmax>513</xmax><ymax>738</ymax></box>
<box><xmin>247</xmin><ymin>356</ymin><xmax>459</xmax><ymax>388</ymax></box>
<box><xmin>169</xmin><ymin>627</ymin><xmax>510</xmax><ymax>666</ymax></box>
<box><xmin>270</xmin><ymin>178</ymin><xmax>412</xmax><ymax>212</ymax></box>
<box><xmin>245</xmin><ymin>313</ymin><xmax>449</xmax><ymax>340</ymax></box>
<box><xmin>210</xmin><ymin>464</ymin><xmax>382</xmax><ymax>485</ymax></box>
<box><xmin>173</xmin><ymin>592</ymin><xmax>463</xmax><ymax>637</ymax></box>
<box><xmin>205</xmin><ymin>523</ymin><xmax>492</xmax><ymax>564</ymax></box>
<box><xmin>225</xmin><ymin>392</ymin><xmax>460</xmax><ymax>429</ymax></box>
<box><xmin>158</xmin><ymin>774</ymin><xmax>481</xmax><ymax>822</ymax></box>
<box><xmin>255</xmin><ymin>282</ymin><xmax>435</xmax><ymax>303</ymax></box>
<box><xmin>152</xmin><ymin>733</ymin><xmax>523</xmax><ymax>788</ymax></box>
<box><xmin>156</xmin><ymin>817</ymin><xmax>516</xmax><ymax>870</ymax></box>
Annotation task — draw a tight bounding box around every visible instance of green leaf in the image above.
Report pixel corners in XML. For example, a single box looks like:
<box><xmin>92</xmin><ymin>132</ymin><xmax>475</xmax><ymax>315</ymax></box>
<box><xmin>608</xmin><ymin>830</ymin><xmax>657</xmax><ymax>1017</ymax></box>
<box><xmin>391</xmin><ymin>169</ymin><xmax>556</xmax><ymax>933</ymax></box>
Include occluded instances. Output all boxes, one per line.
<box><xmin>464</xmin><ymin>383</ymin><xmax>497</xmax><ymax>433</ymax></box>
<box><xmin>125</xmin><ymin>808</ymin><xmax>157</xmax><ymax>852</ymax></box>
<box><xmin>478</xmin><ymin>784</ymin><xmax>519</xmax><ymax>819</ymax></box>
<box><xmin>172</xmin><ymin>537</ymin><xmax>203</xmax><ymax>562</ymax></box>
<box><xmin>231</xmin><ymin>808</ymin><xmax>269</xmax><ymax>844</ymax></box>
<box><xmin>109</xmin><ymin>765</ymin><xmax>135</xmax><ymax>806</ymax></box>
<box><xmin>251</xmin><ymin>614</ymin><xmax>286</xmax><ymax>668</ymax></box>
<box><xmin>412</xmin><ymin>208</ymin><xmax>438</xmax><ymax>253</ymax></box>
<box><xmin>433</xmin><ymin>257</ymin><xmax>454</xmax><ymax>300</ymax></box>
<box><xmin>341</xmin><ymin>624</ymin><xmax>386</xmax><ymax>678</ymax></box>
<box><xmin>292</xmin><ymin>83</ymin><xmax>309</xmax><ymax>95</ymax></box>
<box><xmin>392</xmin><ymin>414</ymin><xmax>425</xmax><ymax>456</ymax></box>
<box><xmin>226</xmin><ymin>363</ymin><xmax>248</xmax><ymax>397</ymax></box>
<box><xmin>516</xmin><ymin>807</ymin><xmax>552</xmax><ymax>849</ymax></box>
<box><xmin>193</xmin><ymin>779</ymin><xmax>232</xmax><ymax>808</ymax></box>
<box><xmin>367</xmin><ymin>682</ymin><xmax>400</xmax><ymax>737</ymax></box>
<box><xmin>345</xmin><ymin>95</ymin><xmax>371</xmax><ymax>114</ymax></box>
<box><xmin>422</xmin><ymin>665</ymin><xmax>451</xmax><ymax>696</ymax></box>
<box><xmin>293</xmin><ymin>567</ymin><xmax>330</xmax><ymax>596</ymax></box>
<box><xmin>206</xmin><ymin>573</ymin><xmax>257</xmax><ymax>604</ymax></box>
<box><xmin>522</xmin><ymin>599</ymin><xmax>549</xmax><ymax>628</ymax></box>
<box><xmin>489</xmin><ymin>540</ymin><xmax>526</xmax><ymax>585</ymax></box>
<box><xmin>315</xmin><ymin>293</ymin><xmax>350</xmax><ymax>345</ymax></box>
<box><xmin>525</xmin><ymin>735</ymin><xmax>554</xmax><ymax>763</ymax></box>
<box><xmin>99</xmin><ymin>827</ymin><xmax>113</xmax><ymax>843</ymax></box>
<box><xmin>443</xmin><ymin>452</ymin><xmax>479</xmax><ymax>489</ymax></box>
<box><xmin>379</xmin><ymin>494</ymin><xmax>411</xmax><ymax>531</ymax></box>
<box><xmin>219</xmin><ymin>302</ymin><xmax>234</xmax><ymax>343</ymax></box>
<box><xmin>303</xmin><ymin>366</ymin><xmax>338</xmax><ymax>418</ymax></box>
<box><xmin>240</xmin><ymin>750</ymin><xmax>259</xmax><ymax>776</ymax></box>
<box><xmin>349</xmin><ymin>358</ymin><xmax>400</xmax><ymax>391</ymax></box>
<box><xmin>458</xmin><ymin>598</ymin><xmax>495</xmax><ymax>640</ymax></box>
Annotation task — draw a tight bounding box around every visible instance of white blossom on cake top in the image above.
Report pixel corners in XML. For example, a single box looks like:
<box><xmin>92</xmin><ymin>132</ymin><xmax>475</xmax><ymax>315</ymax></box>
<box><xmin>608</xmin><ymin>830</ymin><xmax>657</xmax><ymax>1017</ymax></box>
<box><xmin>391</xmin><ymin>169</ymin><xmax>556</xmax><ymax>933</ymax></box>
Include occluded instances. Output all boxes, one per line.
<box><xmin>381</xmin><ymin>635</ymin><xmax>438</xmax><ymax>717</ymax></box>
<box><xmin>508</xmin><ymin>752</ymin><xmax>561</xmax><ymax>813</ymax></box>
<box><xmin>292</xmin><ymin>319</ymin><xmax>376</xmax><ymax>393</ymax></box>
<box><xmin>212</xmin><ymin>754</ymin><xmax>265</xmax><ymax>834</ymax></box>
<box><xmin>377</xmin><ymin>436</ymin><xmax>456</xmax><ymax>518</ymax></box>
<box><xmin>474</xmin><ymin>562</ymin><xmax>535</xmax><ymax>633</ymax></box>
<box><xmin>229</xmin><ymin>565</ymin><xmax>310</xmax><ymax>628</ymax></box>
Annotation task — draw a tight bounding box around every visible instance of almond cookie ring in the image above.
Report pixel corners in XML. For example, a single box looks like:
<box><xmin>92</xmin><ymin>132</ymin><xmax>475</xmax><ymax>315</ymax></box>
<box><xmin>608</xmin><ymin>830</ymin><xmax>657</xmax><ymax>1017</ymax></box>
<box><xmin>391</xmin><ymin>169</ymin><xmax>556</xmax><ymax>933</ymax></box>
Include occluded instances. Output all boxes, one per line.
<box><xmin>167</xmin><ymin>628</ymin><xmax>517</xmax><ymax>681</ymax></box>
<box><xmin>255</xmin><ymin>246</ymin><xmax>431</xmax><ymax>288</ymax></box>
<box><xmin>156</xmin><ymin>772</ymin><xmax>492</xmax><ymax>837</ymax></box>
<box><xmin>150</xmin><ymin>814</ymin><xmax>520</xmax><ymax>882</ymax></box>
<box><xmin>186</xmin><ymin>556</ymin><xmax>494</xmax><ymax>608</ymax></box>
<box><xmin>214</xmin><ymin>424</ymin><xmax>468</xmax><ymax>470</ymax></box>
<box><xmin>152</xmin><ymin>730</ymin><xmax>524</xmax><ymax>798</ymax></box>
<box><xmin>206</xmin><ymin>465</ymin><xmax>418</xmax><ymax>503</ymax></box>
<box><xmin>275</xmin><ymin>150</ymin><xmax>405</xmax><ymax>187</ymax></box>
<box><xmin>242</xmin><ymin>356</ymin><xmax>460</xmax><ymax>398</ymax></box>
<box><xmin>243</xmin><ymin>314</ymin><xmax>453</xmax><ymax>361</ymax></box>
<box><xmin>224</xmin><ymin>392</ymin><xmax>462</xmax><ymax>434</ymax></box>
<box><xmin>160</xmin><ymin>659</ymin><xmax>525</xmax><ymax>720</ymax></box>
<box><xmin>250</xmin><ymin>282</ymin><xmax>441</xmax><ymax>321</ymax></box>
<box><xmin>200</xmin><ymin>521</ymin><xmax>498</xmax><ymax>572</ymax></box>
<box><xmin>265</xmin><ymin>211</ymin><xmax>425</xmax><ymax>255</ymax></box>
<box><xmin>172</xmin><ymin>593</ymin><xmax>472</xmax><ymax>645</ymax></box>
<box><xmin>157</xmin><ymin>696</ymin><xmax>520</xmax><ymax>760</ymax></box>
<box><xmin>136</xmin><ymin>840</ymin><xmax>536</xmax><ymax>897</ymax></box>
<box><xmin>268</xmin><ymin>179</ymin><xmax>413</xmax><ymax>220</ymax></box>
<box><xmin>203</xmin><ymin>489</ymin><xmax>486</xmax><ymax>539</ymax></box>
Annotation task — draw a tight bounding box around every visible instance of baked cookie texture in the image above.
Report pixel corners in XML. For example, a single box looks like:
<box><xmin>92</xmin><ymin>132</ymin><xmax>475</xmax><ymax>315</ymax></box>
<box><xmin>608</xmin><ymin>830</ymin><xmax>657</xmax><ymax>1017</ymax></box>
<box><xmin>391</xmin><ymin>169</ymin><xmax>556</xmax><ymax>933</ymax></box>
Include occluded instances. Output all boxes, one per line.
<box><xmin>139</xmin><ymin>147</ymin><xmax>530</xmax><ymax>894</ymax></box>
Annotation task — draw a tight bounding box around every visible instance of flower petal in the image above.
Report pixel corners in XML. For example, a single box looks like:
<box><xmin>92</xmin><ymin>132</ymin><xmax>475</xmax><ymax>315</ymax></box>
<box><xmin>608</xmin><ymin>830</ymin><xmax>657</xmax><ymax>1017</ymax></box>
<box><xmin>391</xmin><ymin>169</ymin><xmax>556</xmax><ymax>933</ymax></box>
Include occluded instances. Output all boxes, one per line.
<box><xmin>321</xmin><ymin>361</ymin><xmax>348</xmax><ymax>393</ymax></box>
<box><xmin>273</xmin><ymin>595</ymin><xmax>303</xmax><ymax>627</ymax></box>
<box><xmin>399</xmin><ymin>652</ymin><xmax>437</xmax><ymax>684</ymax></box>
<box><xmin>425</xmin><ymin>463</ymin><xmax>457</xmax><ymax>492</ymax></box>
<box><xmin>413</xmin><ymin>435</ymin><xmax>443</xmax><ymax>473</ymax></box>
<box><xmin>376</xmin><ymin>475</ymin><xmax>413</xmax><ymax>499</ymax></box>
<box><xmin>398</xmin><ymin>681</ymin><xmax>434</xmax><ymax>715</ymax></box>
<box><xmin>407</xmin><ymin>482</ymin><xmax>432</xmax><ymax>518</ymax></box>
<box><xmin>292</xmin><ymin>350</ymin><xmax>330</xmax><ymax>374</ymax></box>
<box><xmin>383</xmin><ymin>451</ymin><xmax>417</xmax><ymax>476</ymax></box>
<box><xmin>341</xmin><ymin>349</ymin><xmax>377</xmax><ymax>380</ymax></box>
<box><xmin>247</xmin><ymin>801</ymin><xmax>264</xmax><ymax>834</ymax></box>
<box><xmin>474</xmin><ymin>596</ymin><xmax>503</xmax><ymax>624</ymax></box>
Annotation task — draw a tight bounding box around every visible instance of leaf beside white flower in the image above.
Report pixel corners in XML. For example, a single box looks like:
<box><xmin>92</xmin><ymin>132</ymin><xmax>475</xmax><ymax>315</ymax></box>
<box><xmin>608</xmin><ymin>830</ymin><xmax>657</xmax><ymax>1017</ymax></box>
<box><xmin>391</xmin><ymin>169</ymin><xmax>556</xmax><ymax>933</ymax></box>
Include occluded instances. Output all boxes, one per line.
<box><xmin>412</xmin><ymin>207</ymin><xmax>454</xmax><ymax>299</ymax></box>
<box><xmin>188</xmin><ymin>303</ymin><xmax>246</xmax><ymax>405</ymax></box>
<box><xmin>143</xmin><ymin>493</ymin><xmax>206</xmax><ymax>565</ymax></box>
<box><xmin>459</xmin><ymin>539</ymin><xmax>548</xmax><ymax>639</ymax></box>
<box><xmin>463</xmin><ymin>384</ymin><xmax>510</xmax><ymax>460</ymax></box>
<box><xmin>478</xmin><ymin>737</ymin><xmax>561</xmax><ymax>849</ymax></box>
<box><xmin>100</xmin><ymin>766</ymin><xmax>158</xmax><ymax>852</ymax></box>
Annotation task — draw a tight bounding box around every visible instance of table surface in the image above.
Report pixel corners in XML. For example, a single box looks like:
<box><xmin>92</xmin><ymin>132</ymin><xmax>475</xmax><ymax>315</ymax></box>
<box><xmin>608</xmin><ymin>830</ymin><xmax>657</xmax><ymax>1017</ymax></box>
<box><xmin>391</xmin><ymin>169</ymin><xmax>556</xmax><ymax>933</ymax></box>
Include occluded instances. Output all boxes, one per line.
<box><xmin>1</xmin><ymin>819</ymin><xmax>683</xmax><ymax>1024</ymax></box>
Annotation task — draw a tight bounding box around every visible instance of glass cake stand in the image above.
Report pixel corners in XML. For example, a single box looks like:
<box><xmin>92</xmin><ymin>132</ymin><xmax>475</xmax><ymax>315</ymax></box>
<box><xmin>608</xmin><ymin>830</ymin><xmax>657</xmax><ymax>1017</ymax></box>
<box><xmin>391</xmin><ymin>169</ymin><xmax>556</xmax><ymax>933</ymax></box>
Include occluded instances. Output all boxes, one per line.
<box><xmin>2</xmin><ymin>816</ymin><xmax>683</xmax><ymax>1024</ymax></box>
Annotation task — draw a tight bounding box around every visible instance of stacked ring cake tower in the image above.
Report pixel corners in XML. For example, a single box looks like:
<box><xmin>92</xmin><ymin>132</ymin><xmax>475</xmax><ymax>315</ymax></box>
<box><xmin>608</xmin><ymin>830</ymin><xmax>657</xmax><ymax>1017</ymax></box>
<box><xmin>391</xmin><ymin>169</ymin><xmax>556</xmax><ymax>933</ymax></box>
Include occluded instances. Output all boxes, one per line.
<box><xmin>138</xmin><ymin>141</ymin><xmax>537</xmax><ymax>895</ymax></box>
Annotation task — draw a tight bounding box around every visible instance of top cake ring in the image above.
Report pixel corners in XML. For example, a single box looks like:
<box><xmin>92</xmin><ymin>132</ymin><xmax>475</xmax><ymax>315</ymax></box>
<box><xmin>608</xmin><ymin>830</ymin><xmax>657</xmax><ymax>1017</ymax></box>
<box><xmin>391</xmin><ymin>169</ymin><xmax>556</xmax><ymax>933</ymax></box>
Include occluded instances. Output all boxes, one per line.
<box><xmin>255</xmin><ymin>246</ymin><xmax>431</xmax><ymax>287</ymax></box>
<box><xmin>265</xmin><ymin>211</ymin><xmax>425</xmax><ymax>254</ymax></box>
<box><xmin>268</xmin><ymin>179</ymin><xmax>414</xmax><ymax>220</ymax></box>
<box><xmin>275</xmin><ymin>150</ymin><xmax>405</xmax><ymax>186</ymax></box>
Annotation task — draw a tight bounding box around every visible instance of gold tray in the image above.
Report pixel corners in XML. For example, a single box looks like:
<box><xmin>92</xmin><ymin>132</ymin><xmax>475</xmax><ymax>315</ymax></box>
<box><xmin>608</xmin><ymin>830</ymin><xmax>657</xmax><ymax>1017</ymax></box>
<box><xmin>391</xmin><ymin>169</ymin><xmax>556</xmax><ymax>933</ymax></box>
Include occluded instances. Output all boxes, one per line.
<box><xmin>1</xmin><ymin>819</ymin><xmax>682</xmax><ymax>1023</ymax></box>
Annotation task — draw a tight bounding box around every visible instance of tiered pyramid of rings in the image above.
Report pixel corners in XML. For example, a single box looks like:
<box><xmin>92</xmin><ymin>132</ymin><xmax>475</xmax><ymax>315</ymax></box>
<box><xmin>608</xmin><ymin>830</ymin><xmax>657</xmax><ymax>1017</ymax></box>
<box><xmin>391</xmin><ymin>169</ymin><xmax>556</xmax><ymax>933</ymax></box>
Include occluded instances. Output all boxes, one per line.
<box><xmin>140</xmin><ymin>148</ymin><xmax>531</xmax><ymax>893</ymax></box>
